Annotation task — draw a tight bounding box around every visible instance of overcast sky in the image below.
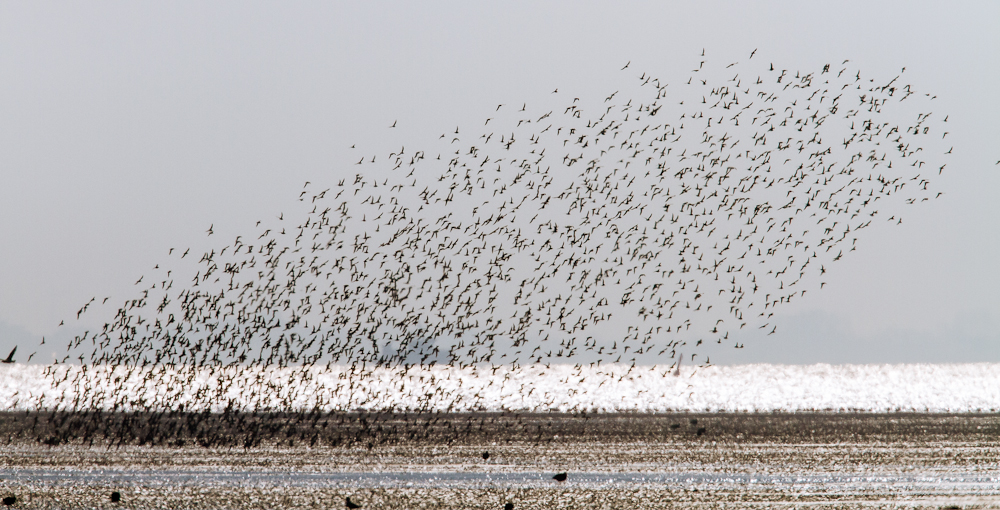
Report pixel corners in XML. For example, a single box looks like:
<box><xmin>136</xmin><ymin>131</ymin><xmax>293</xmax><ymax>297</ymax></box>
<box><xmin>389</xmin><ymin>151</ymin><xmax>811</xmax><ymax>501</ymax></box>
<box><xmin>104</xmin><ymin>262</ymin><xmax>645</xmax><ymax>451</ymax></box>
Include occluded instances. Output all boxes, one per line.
<box><xmin>1</xmin><ymin>2</ymin><xmax>998</xmax><ymax>365</ymax></box>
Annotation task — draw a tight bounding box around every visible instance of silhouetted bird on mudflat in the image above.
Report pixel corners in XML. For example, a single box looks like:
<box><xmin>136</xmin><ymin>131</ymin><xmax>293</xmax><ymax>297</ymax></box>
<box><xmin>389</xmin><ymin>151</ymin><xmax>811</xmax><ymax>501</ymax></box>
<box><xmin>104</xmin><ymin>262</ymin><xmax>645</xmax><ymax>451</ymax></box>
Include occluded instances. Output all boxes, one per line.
<box><xmin>482</xmin><ymin>451</ymin><xmax>490</xmax><ymax>460</ymax></box>
<box><xmin>553</xmin><ymin>472</ymin><xmax>568</xmax><ymax>482</ymax></box>
<box><xmin>2</xmin><ymin>496</ymin><xmax>15</xmax><ymax>506</ymax></box>
<box><xmin>505</xmin><ymin>503</ymin><xmax>514</xmax><ymax>510</ymax></box>
<box><xmin>346</xmin><ymin>496</ymin><xmax>362</xmax><ymax>509</ymax></box>
<box><xmin>110</xmin><ymin>492</ymin><xmax>121</xmax><ymax>503</ymax></box>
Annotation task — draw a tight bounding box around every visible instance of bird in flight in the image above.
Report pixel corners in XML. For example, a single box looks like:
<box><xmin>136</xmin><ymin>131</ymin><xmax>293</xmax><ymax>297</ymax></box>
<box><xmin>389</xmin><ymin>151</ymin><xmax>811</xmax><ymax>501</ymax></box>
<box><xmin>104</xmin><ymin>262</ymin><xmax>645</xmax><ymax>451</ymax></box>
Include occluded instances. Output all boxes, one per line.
<box><xmin>1</xmin><ymin>347</ymin><xmax>14</xmax><ymax>364</ymax></box>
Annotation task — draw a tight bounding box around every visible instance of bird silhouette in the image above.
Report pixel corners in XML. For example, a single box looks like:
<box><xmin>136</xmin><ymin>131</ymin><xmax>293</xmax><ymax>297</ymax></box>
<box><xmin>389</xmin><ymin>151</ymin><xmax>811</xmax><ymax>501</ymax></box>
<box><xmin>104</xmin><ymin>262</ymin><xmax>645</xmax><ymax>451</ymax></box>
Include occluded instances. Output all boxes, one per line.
<box><xmin>1</xmin><ymin>347</ymin><xmax>14</xmax><ymax>364</ymax></box>
<box><xmin>346</xmin><ymin>496</ymin><xmax>362</xmax><ymax>509</ymax></box>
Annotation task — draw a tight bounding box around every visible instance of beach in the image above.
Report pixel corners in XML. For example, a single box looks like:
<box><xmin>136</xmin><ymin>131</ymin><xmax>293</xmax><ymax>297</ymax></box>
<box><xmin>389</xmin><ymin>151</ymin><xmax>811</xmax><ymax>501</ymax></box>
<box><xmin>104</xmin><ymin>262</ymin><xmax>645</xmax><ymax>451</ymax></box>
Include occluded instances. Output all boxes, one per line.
<box><xmin>2</xmin><ymin>412</ymin><xmax>998</xmax><ymax>509</ymax></box>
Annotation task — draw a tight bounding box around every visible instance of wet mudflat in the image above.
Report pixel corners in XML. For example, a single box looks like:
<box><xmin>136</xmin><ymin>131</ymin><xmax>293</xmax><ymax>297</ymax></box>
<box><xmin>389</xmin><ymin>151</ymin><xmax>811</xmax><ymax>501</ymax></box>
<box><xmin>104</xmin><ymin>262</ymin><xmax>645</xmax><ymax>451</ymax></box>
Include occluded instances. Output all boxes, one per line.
<box><xmin>1</xmin><ymin>413</ymin><xmax>998</xmax><ymax>509</ymax></box>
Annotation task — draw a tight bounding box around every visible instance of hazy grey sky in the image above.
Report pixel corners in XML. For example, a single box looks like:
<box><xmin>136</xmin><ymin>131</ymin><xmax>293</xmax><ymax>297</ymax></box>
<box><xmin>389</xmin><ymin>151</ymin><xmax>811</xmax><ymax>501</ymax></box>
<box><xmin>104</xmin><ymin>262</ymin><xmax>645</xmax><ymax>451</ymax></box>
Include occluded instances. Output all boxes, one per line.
<box><xmin>1</xmin><ymin>2</ymin><xmax>997</xmax><ymax>364</ymax></box>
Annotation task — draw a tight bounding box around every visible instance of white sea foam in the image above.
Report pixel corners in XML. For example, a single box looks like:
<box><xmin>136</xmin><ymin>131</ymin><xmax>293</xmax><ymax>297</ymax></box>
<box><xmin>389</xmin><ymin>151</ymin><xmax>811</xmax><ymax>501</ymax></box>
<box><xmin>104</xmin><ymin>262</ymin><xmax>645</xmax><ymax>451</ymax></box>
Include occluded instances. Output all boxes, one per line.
<box><xmin>0</xmin><ymin>363</ymin><xmax>997</xmax><ymax>413</ymax></box>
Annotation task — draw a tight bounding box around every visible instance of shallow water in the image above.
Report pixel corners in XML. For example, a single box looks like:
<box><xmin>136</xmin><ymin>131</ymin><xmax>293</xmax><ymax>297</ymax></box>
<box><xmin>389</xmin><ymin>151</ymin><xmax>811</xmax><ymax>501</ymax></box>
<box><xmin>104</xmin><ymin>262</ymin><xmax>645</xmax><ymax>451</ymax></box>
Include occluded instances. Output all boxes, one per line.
<box><xmin>3</xmin><ymin>469</ymin><xmax>1000</xmax><ymax>494</ymax></box>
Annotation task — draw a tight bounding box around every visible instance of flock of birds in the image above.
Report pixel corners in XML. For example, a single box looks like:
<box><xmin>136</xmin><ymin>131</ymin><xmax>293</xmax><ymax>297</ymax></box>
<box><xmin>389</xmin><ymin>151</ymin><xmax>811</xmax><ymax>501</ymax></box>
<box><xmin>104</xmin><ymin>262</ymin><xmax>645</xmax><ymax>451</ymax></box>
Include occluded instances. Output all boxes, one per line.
<box><xmin>10</xmin><ymin>51</ymin><xmax>953</xmax><ymax>448</ymax></box>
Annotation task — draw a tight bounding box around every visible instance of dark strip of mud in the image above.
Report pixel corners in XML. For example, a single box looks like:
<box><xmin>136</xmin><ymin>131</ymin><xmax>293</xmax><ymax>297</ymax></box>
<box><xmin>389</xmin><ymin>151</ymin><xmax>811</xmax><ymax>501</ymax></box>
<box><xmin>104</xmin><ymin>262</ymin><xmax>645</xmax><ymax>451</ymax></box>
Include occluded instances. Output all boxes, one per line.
<box><xmin>2</xmin><ymin>411</ymin><xmax>997</xmax><ymax>448</ymax></box>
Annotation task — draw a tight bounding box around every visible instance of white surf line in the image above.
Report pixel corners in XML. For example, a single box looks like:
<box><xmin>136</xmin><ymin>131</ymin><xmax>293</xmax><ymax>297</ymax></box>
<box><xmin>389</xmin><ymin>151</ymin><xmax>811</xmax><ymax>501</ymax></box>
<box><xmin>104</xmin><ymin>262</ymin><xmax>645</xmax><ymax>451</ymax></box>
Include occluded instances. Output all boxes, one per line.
<box><xmin>1</xmin><ymin>363</ymin><xmax>998</xmax><ymax>413</ymax></box>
